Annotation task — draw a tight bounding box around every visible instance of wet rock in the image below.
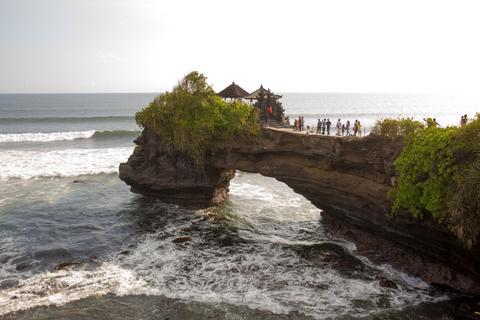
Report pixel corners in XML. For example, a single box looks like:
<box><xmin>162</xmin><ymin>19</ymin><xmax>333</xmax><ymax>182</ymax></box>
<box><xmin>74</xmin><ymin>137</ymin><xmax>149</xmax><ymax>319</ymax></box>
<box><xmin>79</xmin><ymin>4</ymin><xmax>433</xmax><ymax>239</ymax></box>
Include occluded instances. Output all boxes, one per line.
<box><xmin>294</xmin><ymin>242</ymin><xmax>367</xmax><ymax>275</ymax></box>
<box><xmin>172</xmin><ymin>236</ymin><xmax>193</xmax><ymax>244</ymax></box>
<box><xmin>377</xmin><ymin>277</ymin><xmax>398</xmax><ymax>290</ymax></box>
<box><xmin>178</xmin><ymin>226</ymin><xmax>194</xmax><ymax>232</ymax></box>
<box><xmin>54</xmin><ymin>261</ymin><xmax>81</xmax><ymax>270</ymax></box>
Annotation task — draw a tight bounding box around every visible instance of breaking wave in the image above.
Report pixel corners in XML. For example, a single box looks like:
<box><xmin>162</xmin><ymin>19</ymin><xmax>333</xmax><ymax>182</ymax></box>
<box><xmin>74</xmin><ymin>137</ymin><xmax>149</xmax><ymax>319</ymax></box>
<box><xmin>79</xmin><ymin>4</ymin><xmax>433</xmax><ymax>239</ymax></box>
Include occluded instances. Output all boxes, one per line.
<box><xmin>0</xmin><ymin>147</ymin><xmax>133</xmax><ymax>180</ymax></box>
<box><xmin>0</xmin><ymin>130</ymin><xmax>140</xmax><ymax>143</ymax></box>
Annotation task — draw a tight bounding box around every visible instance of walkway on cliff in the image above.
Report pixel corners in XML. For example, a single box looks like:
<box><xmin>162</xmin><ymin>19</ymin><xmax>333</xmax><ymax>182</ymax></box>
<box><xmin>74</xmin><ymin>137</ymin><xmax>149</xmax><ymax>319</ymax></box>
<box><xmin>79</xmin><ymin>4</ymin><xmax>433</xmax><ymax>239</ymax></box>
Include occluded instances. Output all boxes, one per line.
<box><xmin>266</xmin><ymin>126</ymin><xmax>367</xmax><ymax>139</ymax></box>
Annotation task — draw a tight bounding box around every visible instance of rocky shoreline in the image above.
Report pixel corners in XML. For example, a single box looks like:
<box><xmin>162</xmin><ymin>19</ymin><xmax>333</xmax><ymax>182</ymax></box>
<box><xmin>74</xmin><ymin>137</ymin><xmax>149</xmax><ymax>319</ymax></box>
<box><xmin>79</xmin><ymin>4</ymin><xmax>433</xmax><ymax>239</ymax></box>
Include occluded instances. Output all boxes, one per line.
<box><xmin>119</xmin><ymin>127</ymin><xmax>480</xmax><ymax>294</ymax></box>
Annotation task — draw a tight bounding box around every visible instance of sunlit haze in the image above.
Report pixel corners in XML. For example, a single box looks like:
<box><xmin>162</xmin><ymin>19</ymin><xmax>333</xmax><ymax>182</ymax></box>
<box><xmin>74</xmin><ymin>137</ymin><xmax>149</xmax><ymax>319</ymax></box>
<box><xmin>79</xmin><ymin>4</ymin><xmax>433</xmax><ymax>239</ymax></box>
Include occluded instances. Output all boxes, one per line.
<box><xmin>1</xmin><ymin>0</ymin><xmax>479</xmax><ymax>94</ymax></box>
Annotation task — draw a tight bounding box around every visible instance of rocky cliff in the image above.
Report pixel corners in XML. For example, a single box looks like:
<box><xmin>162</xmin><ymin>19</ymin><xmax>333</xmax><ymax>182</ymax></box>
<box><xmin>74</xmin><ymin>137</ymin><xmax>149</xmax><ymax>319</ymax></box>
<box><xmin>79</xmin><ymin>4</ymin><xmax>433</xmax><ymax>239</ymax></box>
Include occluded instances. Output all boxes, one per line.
<box><xmin>119</xmin><ymin>127</ymin><xmax>480</xmax><ymax>294</ymax></box>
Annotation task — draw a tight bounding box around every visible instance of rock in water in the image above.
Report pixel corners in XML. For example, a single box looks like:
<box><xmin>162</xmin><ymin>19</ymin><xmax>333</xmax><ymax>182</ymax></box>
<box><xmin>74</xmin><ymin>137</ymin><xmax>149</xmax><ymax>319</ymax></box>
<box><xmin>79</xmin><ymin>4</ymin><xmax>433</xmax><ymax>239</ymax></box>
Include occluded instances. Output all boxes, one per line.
<box><xmin>172</xmin><ymin>236</ymin><xmax>193</xmax><ymax>244</ymax></box>
<box><xmin>378</xmin><ymin>278</ymin><xmax>398</xmax><ymax>290</ymax></box>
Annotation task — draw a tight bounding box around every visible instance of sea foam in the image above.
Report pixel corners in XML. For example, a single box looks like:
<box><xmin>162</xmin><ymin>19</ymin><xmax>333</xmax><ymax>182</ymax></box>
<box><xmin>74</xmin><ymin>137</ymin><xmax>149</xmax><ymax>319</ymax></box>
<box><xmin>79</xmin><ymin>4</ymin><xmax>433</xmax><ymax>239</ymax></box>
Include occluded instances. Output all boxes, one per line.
<box><xmin>0</xmin><ymin>131</ymin><xmax>96</xmax><ymax>143</ymax></box>
<box><xmin>0</xmin><ymin>147</ymin><xmax>133</xmax><ymax>180</ymax></box>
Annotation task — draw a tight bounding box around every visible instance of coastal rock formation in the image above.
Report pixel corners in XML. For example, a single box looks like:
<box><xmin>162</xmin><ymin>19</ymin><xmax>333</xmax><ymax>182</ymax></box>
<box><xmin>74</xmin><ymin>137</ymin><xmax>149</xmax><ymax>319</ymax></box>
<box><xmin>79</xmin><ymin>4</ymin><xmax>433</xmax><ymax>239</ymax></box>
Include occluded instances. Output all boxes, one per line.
<box><xmin>119</xmin><ymin>127</ymin><xmax>480</xmax><ymax>293</ymax></box>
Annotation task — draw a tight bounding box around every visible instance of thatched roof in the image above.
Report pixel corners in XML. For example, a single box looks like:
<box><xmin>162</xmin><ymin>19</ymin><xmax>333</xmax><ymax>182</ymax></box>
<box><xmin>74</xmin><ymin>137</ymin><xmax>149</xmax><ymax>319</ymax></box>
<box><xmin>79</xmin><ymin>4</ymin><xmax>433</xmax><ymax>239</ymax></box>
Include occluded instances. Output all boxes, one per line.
<box><xmin>217</xmin><ymin>82</ymin><xmax>249</xmax><ymax>99</ymax></box>
<box><xmin>244</xmin><ymin>85</ymin><xmax>282</xmax><ymax>100</ymax></box>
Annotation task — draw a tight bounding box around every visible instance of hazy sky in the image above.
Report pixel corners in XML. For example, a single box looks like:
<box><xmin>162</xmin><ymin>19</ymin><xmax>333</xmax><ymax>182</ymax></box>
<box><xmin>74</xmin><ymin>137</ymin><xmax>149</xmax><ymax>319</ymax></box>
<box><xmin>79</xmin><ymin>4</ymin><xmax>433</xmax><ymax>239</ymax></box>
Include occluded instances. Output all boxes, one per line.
<box><xmin>1</xmin><ymin>0</ymin><xmax>479</xmax><ymax>93</ymax></box>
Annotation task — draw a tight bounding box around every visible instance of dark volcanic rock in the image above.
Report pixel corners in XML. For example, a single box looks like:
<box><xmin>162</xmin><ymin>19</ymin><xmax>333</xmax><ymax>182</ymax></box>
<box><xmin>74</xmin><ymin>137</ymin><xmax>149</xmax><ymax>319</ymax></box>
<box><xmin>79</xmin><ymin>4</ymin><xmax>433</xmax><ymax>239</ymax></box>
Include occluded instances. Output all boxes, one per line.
<box><xmin>376</xmin><ymin>276</ymin><xmax>398</xmax><ymax>290</ymax></box>
<box><xmin>119</xmin><ymin>127</ymin><xmax>480</xmax><ymax>294</ymax></box>
<box><xmin>172</xmin><ymin>236</ymin><xmax>193</xmax><ymax>244</ymax></box>
<box><xmin>54</xmin><ymin>261</ymin><xmax>82</xmax><ymax>270</ymax></box>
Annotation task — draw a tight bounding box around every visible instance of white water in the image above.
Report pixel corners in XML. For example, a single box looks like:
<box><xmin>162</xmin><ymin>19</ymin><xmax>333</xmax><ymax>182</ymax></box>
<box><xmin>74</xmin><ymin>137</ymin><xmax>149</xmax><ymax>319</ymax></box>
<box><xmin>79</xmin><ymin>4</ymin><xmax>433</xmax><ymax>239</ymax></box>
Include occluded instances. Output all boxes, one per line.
<box><xmin>0</xmin><ymin>174</ymin><xmax>442</xmax><ymax>319</ymax></box>
<box><xmin>0</xmin><ymin>147</ymin><xmax>133</xmax><ymax>180</ymax></box>
<box><xmin>0</xmin><ymin>130</ymin><xmax>96</xmax><ymax>143</ymax></box>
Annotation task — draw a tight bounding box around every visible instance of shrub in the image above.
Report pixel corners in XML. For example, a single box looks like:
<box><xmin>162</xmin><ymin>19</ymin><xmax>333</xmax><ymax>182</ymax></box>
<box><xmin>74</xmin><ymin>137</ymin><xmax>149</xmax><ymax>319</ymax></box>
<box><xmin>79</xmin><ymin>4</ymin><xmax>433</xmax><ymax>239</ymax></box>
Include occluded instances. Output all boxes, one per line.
<box><xmin>370</xmin><ymin>118</ymin><xmax>424</xmax><ymax>139</ymax></box>
<box><xmin>448</xmin><ymin>160</ymin><xmax>480</xmax><ymax>247</ymax></box>
<box><xmin>392</xmin><ymin>126</ymin><xmax>458</xmax><ymax>219</ymax></box>
<box><xmin>391</xmin><ymin>115</ymin><xmax>480</xmax><ymax>246</ymax></box>
<box><xmin>135</xmin><ymin>72</ymin><xmax>259</xmax><ymax>164</ymax></box>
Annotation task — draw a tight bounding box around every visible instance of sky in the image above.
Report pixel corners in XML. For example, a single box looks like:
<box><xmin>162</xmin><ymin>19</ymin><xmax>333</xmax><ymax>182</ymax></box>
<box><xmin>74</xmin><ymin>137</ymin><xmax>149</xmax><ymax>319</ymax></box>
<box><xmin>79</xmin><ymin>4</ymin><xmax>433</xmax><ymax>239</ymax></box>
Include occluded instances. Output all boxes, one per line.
<box><xmin>1</xmin><ymin>0</ymin><xmax>479</xmax><ymax>94</ymax></box>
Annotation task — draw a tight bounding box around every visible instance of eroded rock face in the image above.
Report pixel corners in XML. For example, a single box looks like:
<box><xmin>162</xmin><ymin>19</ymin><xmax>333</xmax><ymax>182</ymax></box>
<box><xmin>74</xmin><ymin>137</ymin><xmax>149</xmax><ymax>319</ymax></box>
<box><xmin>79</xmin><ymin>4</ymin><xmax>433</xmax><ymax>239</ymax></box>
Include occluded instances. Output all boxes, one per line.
<box><xmin>119</xmin><ymin>128</ymin><xmax>235</xmax><ymax>208</ymax></box>
<box><xmin>119</xmin><ymin>127</ymin><xmax>480</xmax><ymax>293</ymax></box>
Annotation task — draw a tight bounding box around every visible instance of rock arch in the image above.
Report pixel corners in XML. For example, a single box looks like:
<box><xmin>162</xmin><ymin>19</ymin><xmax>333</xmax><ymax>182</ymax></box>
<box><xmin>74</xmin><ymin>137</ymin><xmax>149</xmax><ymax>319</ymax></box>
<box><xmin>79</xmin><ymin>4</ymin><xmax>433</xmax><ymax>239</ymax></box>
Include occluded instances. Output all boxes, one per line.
<box><xmin>119</xmin><ymin>127</ymin><xmax>480</xmax><ymax>293</ymax></box>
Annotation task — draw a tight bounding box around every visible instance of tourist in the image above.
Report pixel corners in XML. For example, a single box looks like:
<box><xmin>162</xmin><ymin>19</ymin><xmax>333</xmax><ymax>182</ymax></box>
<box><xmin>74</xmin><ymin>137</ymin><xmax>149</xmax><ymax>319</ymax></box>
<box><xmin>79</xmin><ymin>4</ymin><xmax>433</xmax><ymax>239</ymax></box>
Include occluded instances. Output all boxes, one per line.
<box><xmin>460</xmin><ymin>114</ymin><xmax>468</xmax><ymax>127</ymax></box>
<box><xmin>353</xmin><ymin>120</ymin><xmax>358</xmax><ymax>136</ymax></box>
<box><xmin>341</xmin><ymin>124</ymin><xmax>345</xmax><ymax>136</ymax></box>
<box><xmin>298</xmin><ymin>116</ymin><xmax>302</xmax><ymax>131</ymax></box>
<box><xmin>336</xmin><ymin>118</ymin><xmax>342</xmax><ymax>136</ymax></box>
<box><xmin>294</xmin><ymin>118</ymin><xmax>298</xmax><ymax>131</ymax></box>
<box><xmin>322</xmin><ymin>119</ymin><xmax>326</xmax><ymax>135</ymax></box>
<box><xmin>301</xmin><ymin>116</ymin><xmax>305</xmax><ymax>131</ymax></box>
<box><xmin>346</xmin><ymin>120</ymin><xmax>351</xmax><ymax>136</ymax></box>
<box><xmin>267</xmin><ymin>106</ymin><xmax>273</xmax><ymax>121</ymax></box>
<box><xmin>326</xmin><ymin>119</ymin><xmax>331</xmax><ymax>135</ymax></box>
<box><xmin>306</xmin><ymin>125</ymin><xmax>311</xmax><ymax>135</ymax></box>
<box><xmin>317</xmin><ymin>118</ymin><xmax>321</xmax><ymax>134</ymax></box>
<box><xmin>357</xmin><ymin>121</ymin><xmax>362</xmax><ymax>137</ymax></box>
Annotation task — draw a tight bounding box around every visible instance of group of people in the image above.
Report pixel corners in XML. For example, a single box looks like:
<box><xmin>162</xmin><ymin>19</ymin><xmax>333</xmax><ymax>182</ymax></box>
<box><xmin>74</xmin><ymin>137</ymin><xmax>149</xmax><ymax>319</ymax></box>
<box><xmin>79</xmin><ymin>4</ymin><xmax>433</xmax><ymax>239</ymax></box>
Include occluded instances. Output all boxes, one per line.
<box><xmin>293</xmin><ymin>116</ymin><xmax>305</xmax><ymax>131</ymax></box>
<box><xmin>292</xmin><ymin>114</ymin><xmax>472</xmax><ymax>136</ymax></box>
<box><xmin>314</xmin><ymin>118</ymin><xmax>363</xmax><ymax>137</ymax></box>
<box><xmin>294</xmin><ymin>116</ymin><xmax>364</xmax><ymax>136</ymax></box>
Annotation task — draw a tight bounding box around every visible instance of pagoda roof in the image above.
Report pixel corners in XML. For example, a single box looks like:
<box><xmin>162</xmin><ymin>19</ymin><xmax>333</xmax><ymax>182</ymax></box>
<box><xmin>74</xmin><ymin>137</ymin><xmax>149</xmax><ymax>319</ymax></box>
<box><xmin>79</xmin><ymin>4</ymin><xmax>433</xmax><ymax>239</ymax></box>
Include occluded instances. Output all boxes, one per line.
<box><xmin>244</xmin><ymin>85</ymin><xmax>282</xmax><ymax>100</ymax></box>
<box><xmin>217</xmin><ymin>82</ymin><xmax>249</xmax><ymax>99</ymax></box>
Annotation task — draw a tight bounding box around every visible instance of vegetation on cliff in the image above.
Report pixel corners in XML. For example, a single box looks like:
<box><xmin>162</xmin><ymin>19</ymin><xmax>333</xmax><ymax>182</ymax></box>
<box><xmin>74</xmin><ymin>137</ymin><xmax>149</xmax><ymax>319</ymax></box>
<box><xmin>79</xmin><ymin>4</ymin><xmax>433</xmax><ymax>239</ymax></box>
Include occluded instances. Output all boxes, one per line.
<box><xmin>135</xmin><ymin>72</ymin><xmax>259</xmax><ymax>163</ymax></box>
<box><xmin>370</xmin><ymin>118</ymin><xmax>424</xmax><ymax>139</ymax></box>
<box><xmin>373</xmin><ymin>117</ymin><xmax>480</xmax><ymax>247</ymax></box>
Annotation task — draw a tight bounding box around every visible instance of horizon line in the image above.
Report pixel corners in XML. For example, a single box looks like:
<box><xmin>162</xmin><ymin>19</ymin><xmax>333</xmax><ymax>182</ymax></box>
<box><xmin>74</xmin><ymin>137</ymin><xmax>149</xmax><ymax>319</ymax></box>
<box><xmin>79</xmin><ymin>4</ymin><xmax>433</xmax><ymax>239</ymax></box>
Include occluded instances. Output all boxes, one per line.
<box><xmin>1</xmin><ymin>91</ymin><xmax>478</xmax><ymax>96</ymax></box>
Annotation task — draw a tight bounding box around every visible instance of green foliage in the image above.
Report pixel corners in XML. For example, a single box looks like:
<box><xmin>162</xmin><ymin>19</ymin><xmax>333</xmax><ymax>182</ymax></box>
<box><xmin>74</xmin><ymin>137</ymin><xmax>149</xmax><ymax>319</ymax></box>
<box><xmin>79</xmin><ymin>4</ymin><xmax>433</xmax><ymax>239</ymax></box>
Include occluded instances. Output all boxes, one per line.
<box><xmin>135</xmin><ymin>71</ymin><xmax>259</xmax><ymax>163</ymax></box>
<box><xmin>391</xmin><ymin>115</ymin><xmax>480</xmax><ymax>246</ymax></box>
<box><xmin>392</xmin><ymin>126</ymin><xmax>458</xmax><ymax>219</ymax></box>
<box><xmin>370</xmin><ymin>118</ymin><xmax>425</xmax><ymax>139</ymax></box>
<box><xmin>448</xmin><ymin>160</ymin><xmax>480</xmax><ymax>248</ymax></box>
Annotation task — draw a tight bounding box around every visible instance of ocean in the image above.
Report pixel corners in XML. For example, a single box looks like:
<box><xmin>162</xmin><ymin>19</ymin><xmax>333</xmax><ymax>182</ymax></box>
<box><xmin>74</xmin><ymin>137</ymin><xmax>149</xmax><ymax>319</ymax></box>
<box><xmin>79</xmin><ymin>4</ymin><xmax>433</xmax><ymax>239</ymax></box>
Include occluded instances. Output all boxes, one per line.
<box><xmin>0</xmin><ymin>93</ymin><xmax>479</xmax><ymax>319</ymax></box>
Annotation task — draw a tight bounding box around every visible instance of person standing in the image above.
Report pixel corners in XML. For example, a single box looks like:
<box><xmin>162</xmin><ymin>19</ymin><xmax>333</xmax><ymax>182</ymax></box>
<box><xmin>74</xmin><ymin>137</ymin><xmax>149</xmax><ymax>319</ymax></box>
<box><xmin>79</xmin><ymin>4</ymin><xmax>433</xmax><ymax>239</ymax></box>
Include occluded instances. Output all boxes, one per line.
<box><xmin>346</xmin><ymin>120</ymin><xmax>351</xmax><ymax>136</ymax></box>
<box><xmin>336</xmin><ymin>118</ymin><xmax>342</xmax><ymax>136</ymax></box>
<box><xmin>326</xmin><ymin>119</ymin><xmax>331</xmax><ymax>135</ymax></box>
<box><xmin>322</xmin><ymin>119</ymin><xmax>326</xmax><ymax>134</ymax></box>
<box><xmin>317</xmin><ymin>118</ymin><xmax>321</xmax><ymax>134</ymax></box>
<box><xmin>301</xmin><ymin>116</ymin><xmax>305</xmax><ymax>131</ymax></box>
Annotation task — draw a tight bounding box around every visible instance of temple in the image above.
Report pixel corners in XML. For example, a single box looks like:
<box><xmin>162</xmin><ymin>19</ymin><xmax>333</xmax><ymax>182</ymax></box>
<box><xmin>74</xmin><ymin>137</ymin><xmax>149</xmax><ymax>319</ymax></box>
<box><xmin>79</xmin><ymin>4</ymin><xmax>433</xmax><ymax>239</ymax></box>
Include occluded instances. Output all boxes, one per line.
<box><xmin>217</xmin><ymin>82</ymin><xmax>288</xmax><ymax>126</ymax></box>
